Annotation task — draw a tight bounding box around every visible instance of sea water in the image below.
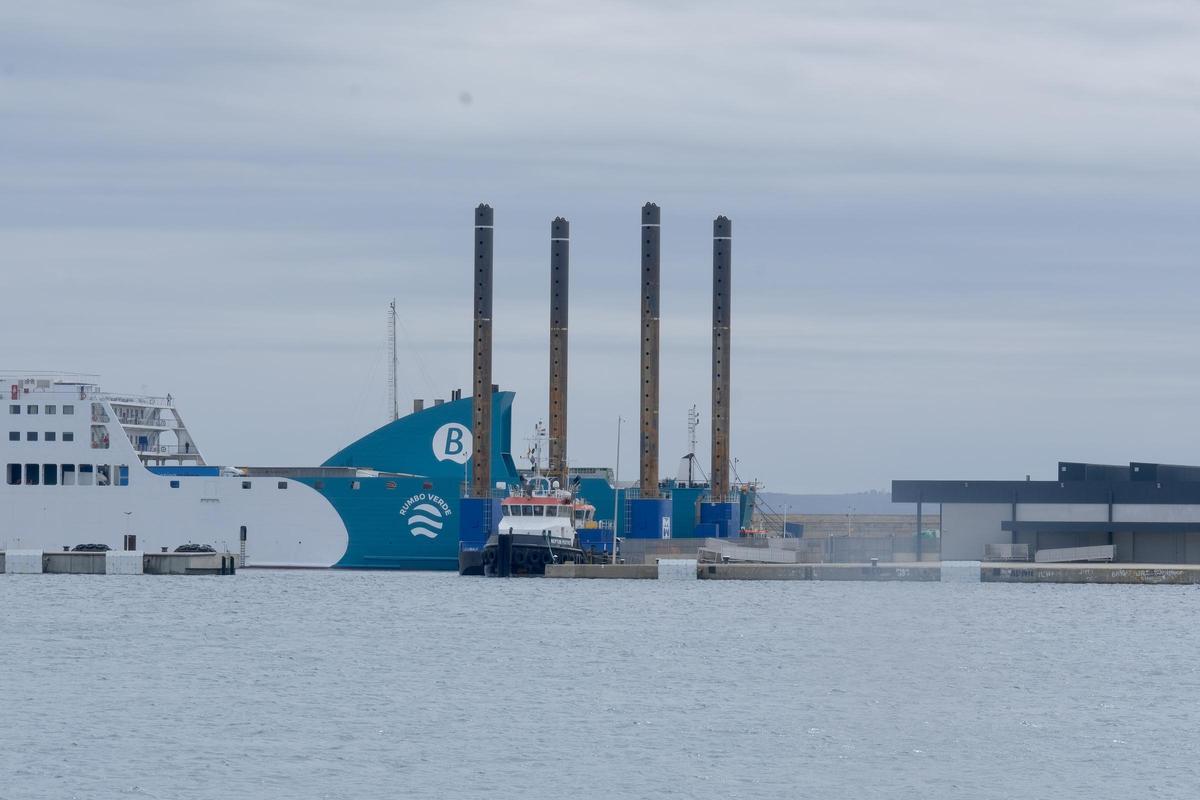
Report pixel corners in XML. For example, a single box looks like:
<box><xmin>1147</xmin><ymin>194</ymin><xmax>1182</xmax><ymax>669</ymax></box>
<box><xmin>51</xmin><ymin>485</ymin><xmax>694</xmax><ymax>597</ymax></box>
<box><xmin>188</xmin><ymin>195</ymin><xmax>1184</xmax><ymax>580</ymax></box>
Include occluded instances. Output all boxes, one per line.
<box><xmin>1</xmin><ymin>571</ymin><xmax>1197</xmax><ymax>799</ymax></box>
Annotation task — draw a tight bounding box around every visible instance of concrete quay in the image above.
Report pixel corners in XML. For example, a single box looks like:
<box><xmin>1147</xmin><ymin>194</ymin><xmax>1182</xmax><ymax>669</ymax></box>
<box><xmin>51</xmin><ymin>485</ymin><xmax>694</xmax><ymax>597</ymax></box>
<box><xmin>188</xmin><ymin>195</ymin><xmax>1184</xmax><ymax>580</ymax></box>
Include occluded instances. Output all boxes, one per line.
<box><xmin>544</xmin><ymin>562</ymin><xmax>939</xmax><ymax>581</ymax></box>
<box><xmin>2</xmin><ymin>550</ymin><xmax>237</xmax><ymax>576</ymax></box>
<box><xmin>699</xmin><ymin>562</ymin><xmax>940</xmax><ymax>581</ymax></box>
<box><xmin>546</xmin><ymin>560</ymin><xmax>1200</xmax><ymax>584</ymax></box>
<box><xmin>544</xmin><ymin>563</ymin><xmax>659</xmax><ymax>579</ymax></box>
<box><xmin>981</xmin><ymin>562</ymin><xmax>1200</xmax><ymax>585</ymax></box>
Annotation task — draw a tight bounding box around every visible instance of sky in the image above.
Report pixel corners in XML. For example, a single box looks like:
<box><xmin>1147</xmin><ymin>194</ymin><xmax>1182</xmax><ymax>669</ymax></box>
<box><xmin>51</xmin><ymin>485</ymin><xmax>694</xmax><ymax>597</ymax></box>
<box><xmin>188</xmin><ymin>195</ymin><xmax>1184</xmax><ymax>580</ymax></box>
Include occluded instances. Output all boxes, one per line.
<box><xmin>4</xmin><ymin>1</ymin><xmax>1200</xmax><ymax>493</ymax></box>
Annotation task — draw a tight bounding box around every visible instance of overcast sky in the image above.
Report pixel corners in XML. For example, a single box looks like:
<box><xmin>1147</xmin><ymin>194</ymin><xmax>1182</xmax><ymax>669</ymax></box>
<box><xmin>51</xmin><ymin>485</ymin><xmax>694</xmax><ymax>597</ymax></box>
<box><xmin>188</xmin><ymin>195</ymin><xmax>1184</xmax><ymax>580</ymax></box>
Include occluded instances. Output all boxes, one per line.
<box><xmin>4</xmin><ymin>1</ymin><xmax>1200</xmax><ymax>492</ymax></box>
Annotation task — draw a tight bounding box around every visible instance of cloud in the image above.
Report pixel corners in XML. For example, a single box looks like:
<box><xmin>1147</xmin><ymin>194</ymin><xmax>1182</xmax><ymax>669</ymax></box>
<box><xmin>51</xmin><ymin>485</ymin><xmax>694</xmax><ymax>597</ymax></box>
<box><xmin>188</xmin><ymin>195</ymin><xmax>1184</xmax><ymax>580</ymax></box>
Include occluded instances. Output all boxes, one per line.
<box><xmin>4</xmin><ymin>1</ymin><xmax>1200</xmax><ymax>490</ymax></box>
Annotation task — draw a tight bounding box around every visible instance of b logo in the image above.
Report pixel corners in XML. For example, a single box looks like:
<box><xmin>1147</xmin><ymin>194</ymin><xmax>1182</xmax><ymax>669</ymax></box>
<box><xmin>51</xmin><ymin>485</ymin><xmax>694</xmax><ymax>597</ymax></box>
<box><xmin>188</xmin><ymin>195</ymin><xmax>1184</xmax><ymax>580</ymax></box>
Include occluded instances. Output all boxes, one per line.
<box><xmin>432</xmin><ymin>422</ymin><xmax>472</xmax><ymax>464</ymax></box>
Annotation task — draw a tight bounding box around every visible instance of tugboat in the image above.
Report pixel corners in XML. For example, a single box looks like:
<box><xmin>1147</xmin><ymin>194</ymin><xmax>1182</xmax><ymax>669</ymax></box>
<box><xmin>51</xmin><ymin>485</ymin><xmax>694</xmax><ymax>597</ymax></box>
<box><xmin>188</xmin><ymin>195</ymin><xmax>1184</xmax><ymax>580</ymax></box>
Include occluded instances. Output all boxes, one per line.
<box><xmin>481</xmin><ymin>476</ymin><xmax>591</xmax><ymax>576</ymax></box>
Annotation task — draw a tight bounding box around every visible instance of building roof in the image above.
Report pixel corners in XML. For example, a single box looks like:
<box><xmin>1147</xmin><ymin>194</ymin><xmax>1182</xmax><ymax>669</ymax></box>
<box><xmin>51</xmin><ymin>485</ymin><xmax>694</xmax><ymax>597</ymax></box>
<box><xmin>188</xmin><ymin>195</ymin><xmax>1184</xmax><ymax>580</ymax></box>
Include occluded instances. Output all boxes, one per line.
<box><xmin>894</xmin><ymin>461</ymin><xmax>1200</xmax><ymax>505</ymax></box>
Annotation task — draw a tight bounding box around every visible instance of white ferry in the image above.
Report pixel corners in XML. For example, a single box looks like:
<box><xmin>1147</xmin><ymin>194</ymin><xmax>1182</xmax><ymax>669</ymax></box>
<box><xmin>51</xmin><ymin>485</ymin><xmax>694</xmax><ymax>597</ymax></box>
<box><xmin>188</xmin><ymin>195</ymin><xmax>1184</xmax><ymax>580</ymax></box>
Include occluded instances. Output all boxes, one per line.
<box><xmin>2</xmin><ymin>374</ymin><xmax>348</xmax><ymax>567</ymax></box>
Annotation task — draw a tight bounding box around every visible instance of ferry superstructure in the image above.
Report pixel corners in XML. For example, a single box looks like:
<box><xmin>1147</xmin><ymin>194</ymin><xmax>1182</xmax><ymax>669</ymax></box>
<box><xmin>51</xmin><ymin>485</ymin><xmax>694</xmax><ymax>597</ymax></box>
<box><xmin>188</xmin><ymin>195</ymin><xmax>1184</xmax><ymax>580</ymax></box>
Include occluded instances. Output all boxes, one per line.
<box><xmin>3</xmin><ymin>374</ymin><xmax>348</xmax><ymax>566</ymax></box>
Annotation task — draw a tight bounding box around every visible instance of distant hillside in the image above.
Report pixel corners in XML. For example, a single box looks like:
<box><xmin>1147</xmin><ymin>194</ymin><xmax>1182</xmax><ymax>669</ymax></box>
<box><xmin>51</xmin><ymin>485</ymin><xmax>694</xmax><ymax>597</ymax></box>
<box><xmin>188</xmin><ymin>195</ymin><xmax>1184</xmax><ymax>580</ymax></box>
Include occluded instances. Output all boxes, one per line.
<box><xmin>757</xmin><ymin>490</ymin><xmax>913</xmax><ymax>515</ymax></box>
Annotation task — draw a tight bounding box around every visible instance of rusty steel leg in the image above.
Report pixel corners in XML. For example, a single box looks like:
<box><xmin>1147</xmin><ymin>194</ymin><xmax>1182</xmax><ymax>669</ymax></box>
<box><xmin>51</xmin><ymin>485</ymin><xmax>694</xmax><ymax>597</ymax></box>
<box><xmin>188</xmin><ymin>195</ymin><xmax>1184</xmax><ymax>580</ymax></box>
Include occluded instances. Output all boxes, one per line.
<box><xmin>472</xmin><ymin>204</ymin><xmax>493</xmax><ymax>496</ymax></box>
<box><xmin>640</xmin><ymin>202</ymin><xmax>661</xmax><ymax>499</ymax></box>
<box><xmin>548</xmin><ymin>217</ymin><xmax>570</xmax><ymax>488</ymax></box>
<box><xmin>711</xmin><ymin>215</ymin><xmax>732</xmax><ymax>501</ymax></box>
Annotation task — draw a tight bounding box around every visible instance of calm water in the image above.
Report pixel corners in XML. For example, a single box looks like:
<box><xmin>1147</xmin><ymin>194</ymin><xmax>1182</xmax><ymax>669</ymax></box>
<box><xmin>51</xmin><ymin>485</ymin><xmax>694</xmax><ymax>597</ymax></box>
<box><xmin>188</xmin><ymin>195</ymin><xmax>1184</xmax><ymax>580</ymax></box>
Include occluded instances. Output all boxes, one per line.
<box><xmin>1</xmin><ymin>572</ymin><xmax>1198</xmax><ymax>799</ymax></box>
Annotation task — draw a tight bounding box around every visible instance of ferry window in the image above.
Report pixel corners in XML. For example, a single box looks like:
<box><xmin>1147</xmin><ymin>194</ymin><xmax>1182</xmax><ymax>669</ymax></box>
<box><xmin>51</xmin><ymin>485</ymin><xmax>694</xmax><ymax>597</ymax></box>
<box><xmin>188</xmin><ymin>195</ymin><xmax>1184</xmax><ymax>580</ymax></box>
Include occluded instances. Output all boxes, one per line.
<box><xmin>45</xmin><ymin>432</ymin><xmax>56</xmax><ymax>442</ymax></box>
<box><xmin>523</xmin><ymin>505</ymin><xmax>533</xmax><ymax>516</ymax></box>
<box><xmin>277</xmin><ymin>481</ymin><xmax>287</xmax><ymax>489</ymax></box>
<box><xmin>91</xmin><ymin>403</ymin><xmax>109</xmax><ymax>422</ymax></box>
<box><xmin>63</xmin><ymin>432</ymin><xmax>74</xmax><ymax>442</ymax></box>
<box><xmin>241</xmin><ymin>481</ymin><xmax>251</xmax><ymax>489</ymax></box>
<box><xmin>351</xmin><ymin>480</ymin><xmax>361</xmax><ymax>490</ymax></box>
<box><xmin>63</xmin><ymin>405</ymin><xmax>74</xmax><ymax>415</ymax></box>
<box><xmin>61</xmin><ymin>464</ymin><xmax>75</xmax><ymax>486</ymax></box>
<box><xmin>314</xmin><ymin>480</ymin><xmax>324</xmax><ymax>490</ymax></box>
<box><xmin>45</xmin><ymin>405</ymin><xmax>56</xmax><ymax>415</ymax></box>
<box><xmin>26</xmin><ymin>405</ymin><xmax>38</xmax><ymax>415</ymax></box>
<box><xmin>26</xmin><ymin>432</ymin><xmax>37</xmax><ymax>442</ymax></box>
<box><xmin>533</xmin><ymin>505</ymin><xmax>544</xmax><ymax>517</ymax></box>
<box><xmin>118</xmin><ymin>465</ymin><xmax>129</xmax><ymax>486</ymax></box>
<box><xmin>6</xmin><ymin>464</ymin><xmax>19</xmax><ymax>485</ymax></box>
<box><xmin>79</xmin><ymin>464</ymin><xmax>94</xmax><ymax>486</ymax></box>
<box><xmin>170</xmin><ymin>480</ymin><xmax>180</xmax><ymax>489</ymax></box>
<box><xmin>8</xmin><ymin>431</ymin><xmax>17</xmax><ymax>441</ymax></box>
<box><xmin>8</xmin><ymin>405</ymin><xmax>18</xmax><ymax>415</ymax></box>
<box><xmin>25</xmin><ymin>463</ymin><xmax>39</xmax><ymax>485</ymax></box>
<box><xmin>43</xmin><ymin>464</ymin><xmax>58</xmax><ymax>486</ymax></box>
<box><xmin>97</xmin><ymin>465</ymin><xmax>111</xmax><ymax>486</ymax></box>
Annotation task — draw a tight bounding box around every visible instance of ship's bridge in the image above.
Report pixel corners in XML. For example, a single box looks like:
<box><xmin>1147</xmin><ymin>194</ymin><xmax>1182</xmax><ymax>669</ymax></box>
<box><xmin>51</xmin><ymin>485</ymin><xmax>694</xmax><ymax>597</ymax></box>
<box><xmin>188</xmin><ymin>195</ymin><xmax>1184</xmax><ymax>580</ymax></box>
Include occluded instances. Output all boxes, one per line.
<box><xmin>103</xmin><ymin>392</ymin><xmax>205</xmax><ymax>467</ymax></box>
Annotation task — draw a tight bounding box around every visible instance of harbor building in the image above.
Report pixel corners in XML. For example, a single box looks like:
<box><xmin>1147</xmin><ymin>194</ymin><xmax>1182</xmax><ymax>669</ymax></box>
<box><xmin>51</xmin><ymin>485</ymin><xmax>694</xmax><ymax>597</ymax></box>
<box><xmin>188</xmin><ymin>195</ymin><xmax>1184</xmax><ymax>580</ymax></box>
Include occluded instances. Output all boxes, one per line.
<box><xmin>893</xmin><ymin>462</ymin><xmax>1200</xmax><ymax>564</ymax></box>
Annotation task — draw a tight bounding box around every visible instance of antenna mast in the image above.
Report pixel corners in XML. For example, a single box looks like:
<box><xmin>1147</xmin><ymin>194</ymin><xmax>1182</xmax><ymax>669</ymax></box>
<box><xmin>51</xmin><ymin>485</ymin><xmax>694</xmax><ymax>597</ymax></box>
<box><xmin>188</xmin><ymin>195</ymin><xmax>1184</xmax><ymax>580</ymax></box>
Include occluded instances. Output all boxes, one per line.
<box><xmin>388</xmin><ymin>299</ymin><xmax>399</xmax><ymax>421</ymax></box>
<box><xmin>687</xmin><ymin>405</ymin><xmax>700</xmax><ymax>484</ymax></box>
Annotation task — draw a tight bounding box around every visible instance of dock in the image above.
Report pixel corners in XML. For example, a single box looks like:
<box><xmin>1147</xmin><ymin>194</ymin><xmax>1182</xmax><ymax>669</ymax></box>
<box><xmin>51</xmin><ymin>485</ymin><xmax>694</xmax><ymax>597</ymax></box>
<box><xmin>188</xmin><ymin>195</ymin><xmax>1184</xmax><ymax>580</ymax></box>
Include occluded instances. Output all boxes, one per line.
<box><xmin>2</xmin><ymin>550</ymin><xmax>237</xmax><ymax>576</ymax></box>
<box><xmin>545</xmin><ymin>560</ymin><xmax>1200</xmax><ymax>584</ymax></box>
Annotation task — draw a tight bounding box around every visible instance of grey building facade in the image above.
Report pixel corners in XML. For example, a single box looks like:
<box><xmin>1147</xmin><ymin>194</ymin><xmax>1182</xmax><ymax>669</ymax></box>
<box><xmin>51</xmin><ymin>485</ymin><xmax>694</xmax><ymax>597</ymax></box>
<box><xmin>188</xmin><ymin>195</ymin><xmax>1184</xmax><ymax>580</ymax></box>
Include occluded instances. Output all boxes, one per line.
<box><xmin>893</xmin><ymin>462</ymin><xmax>1200</xmax><ymax>564</ymax></box>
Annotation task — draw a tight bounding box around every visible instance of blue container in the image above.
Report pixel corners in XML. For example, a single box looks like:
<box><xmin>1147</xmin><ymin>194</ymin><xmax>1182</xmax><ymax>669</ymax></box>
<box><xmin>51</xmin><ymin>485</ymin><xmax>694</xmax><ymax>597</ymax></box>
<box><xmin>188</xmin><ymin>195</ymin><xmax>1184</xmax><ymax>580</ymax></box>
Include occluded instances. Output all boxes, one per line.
<box><xmin>458</xmin><ymin>497</ymin><xmax>501</xmax><ymax>551</ymax></box>
<box><xmin>699</xmin><ymin>501</ymin><xmax>737</xmax><ymax>538</ymax></box>
<box><xmin>629</xmin><ymin>497</ymin><xmax>672</xmax><ymax>539</ymax></box>
<box><xmin>577</xmin><ymin>528</ymin><xmax>617</xmax><ymax>554</ymax></box>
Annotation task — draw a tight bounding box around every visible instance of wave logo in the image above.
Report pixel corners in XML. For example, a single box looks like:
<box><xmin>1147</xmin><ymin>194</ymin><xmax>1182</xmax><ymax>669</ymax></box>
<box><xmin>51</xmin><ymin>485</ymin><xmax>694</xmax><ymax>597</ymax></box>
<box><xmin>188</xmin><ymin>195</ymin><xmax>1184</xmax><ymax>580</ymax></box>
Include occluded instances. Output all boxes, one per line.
<box><xmin>432</xmin><ymin>422</ymin><xmax>472</xmax><ymax>464</ymax></box>
<box><xmin>399</xmin><ymin>492</ymin><xmax>453</xmax><ymax>539</ymax></box>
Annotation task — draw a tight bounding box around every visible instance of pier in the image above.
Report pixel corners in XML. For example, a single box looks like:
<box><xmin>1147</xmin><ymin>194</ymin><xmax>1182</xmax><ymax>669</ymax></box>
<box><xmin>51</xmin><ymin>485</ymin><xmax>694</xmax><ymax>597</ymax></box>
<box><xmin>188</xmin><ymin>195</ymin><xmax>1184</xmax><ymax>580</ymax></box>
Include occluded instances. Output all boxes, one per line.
<box><xmin>2</xmin><ymin>549</ymin><xmax>237</xmax><ymax>575</ymax></box>
<box><xmin>545</xmin><ymin>560</ymin><xmax>1200</xmax><ymax>584</ymax></box>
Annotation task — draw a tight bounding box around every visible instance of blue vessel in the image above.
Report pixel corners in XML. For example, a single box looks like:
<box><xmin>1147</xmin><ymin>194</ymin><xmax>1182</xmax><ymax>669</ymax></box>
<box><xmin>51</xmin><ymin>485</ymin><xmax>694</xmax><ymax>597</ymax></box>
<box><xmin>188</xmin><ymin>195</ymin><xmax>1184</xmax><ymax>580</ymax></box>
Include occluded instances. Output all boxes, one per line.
<box><xmin>296</xmin><ymin>391</ymin><xmax>520</xmax><ymax>570</ymax></box>
<box><xmin>290</xmin><ymin>388</ymin><xmax>754</xmax><ymax>570</ymax></box>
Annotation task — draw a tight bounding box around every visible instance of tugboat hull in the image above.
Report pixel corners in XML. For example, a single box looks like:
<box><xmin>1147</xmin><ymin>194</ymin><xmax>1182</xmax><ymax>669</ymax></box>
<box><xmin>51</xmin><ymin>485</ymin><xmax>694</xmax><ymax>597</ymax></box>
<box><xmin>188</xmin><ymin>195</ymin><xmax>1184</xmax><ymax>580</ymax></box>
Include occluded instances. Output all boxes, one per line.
<box><xmin>480</xmin><ymin>532</ymin><xmax>584</xmax><ymax>576</ymax></box>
